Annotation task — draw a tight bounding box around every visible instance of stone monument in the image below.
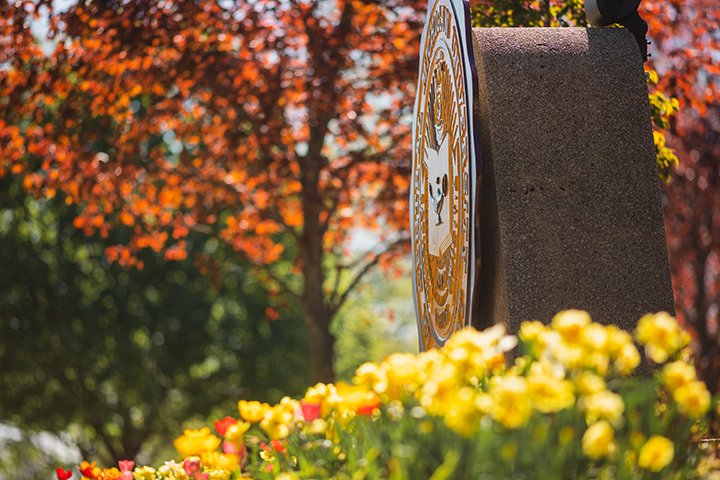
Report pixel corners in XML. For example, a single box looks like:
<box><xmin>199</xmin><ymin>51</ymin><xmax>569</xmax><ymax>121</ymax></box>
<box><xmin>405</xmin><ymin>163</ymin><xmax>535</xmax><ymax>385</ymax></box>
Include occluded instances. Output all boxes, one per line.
<box><xmin>411</xmin><ymin>0</ymin><xmax>675</xmax><ymax>349</ymax></box>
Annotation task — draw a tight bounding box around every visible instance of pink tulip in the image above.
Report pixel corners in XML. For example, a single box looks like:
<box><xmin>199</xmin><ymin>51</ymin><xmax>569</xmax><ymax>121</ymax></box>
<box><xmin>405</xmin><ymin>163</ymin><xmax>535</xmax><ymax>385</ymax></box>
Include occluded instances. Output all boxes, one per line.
<box><xmin>183</xmin><ymin>457</ymin><xmax>201</xmax><ymax>475</ymax></box>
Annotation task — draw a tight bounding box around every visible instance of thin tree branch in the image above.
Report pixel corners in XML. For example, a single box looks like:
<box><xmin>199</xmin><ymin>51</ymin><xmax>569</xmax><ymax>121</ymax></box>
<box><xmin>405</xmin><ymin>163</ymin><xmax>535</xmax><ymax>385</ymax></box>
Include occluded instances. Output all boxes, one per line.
<box><xmin>226</xmin><ymin>261</ymin><xmax>301</xmax><ymax>300</ymax></box>
<box><xmin>329</xmin><ymin>234</ymin><xmax>409</xmax><ymax>314</ymax></box>
<box><xmin>264</xmin><ymin>266</ymin><xmax>302</xmax><ymax>300</ymax></box>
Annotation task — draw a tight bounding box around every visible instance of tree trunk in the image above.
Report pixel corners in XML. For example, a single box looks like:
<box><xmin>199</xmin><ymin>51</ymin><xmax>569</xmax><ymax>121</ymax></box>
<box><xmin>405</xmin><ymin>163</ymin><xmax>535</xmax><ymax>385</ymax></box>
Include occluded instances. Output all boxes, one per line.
<box><xmin>299</xmin><ymin>219</ymin><xmax>336</xmax><ymax>383</ymax></box>
<box><xmin>302</xmin><ymin>297</ymin><xmax>336</xmax><ymax>383</ymax></box>
<box><xmin>300</xmin><ymin>148</ymin><xmax>335</xmax><ymax>382</ymax></box>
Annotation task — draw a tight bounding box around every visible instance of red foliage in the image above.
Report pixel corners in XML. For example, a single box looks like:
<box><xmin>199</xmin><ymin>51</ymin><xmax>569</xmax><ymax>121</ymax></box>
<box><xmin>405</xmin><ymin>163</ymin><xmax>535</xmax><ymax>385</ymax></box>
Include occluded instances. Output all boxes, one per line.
<box><xmin>0</xmin><ymin>0</ymin><xmax>418</xmax><ymax>268</ymax></box>
<box><xmin>643</xmin><ymin>0</ymin><xmax>720</xmax><ymax>392</ymax></box>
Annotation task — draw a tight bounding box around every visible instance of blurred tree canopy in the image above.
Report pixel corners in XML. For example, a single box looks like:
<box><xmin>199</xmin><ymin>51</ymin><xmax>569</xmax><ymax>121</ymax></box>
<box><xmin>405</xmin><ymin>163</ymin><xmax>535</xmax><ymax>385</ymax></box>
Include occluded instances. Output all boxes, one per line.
<box><xmin>0</xmin><ymin>0</ymin><xmax>424</xmax><ymax>383</ymax></box>
<box><xmin>0</xmin><ymin>173</ymin><xmax>308</xmax><ymax>463</ymax></box>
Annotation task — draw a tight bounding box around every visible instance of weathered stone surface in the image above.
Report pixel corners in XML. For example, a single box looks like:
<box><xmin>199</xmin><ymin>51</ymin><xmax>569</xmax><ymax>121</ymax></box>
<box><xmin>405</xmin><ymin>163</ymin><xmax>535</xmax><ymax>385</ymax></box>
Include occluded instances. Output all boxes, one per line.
<box><xmin>470</xmin><ymin>27</ymin><xmax>674</xmax><ymax>333</ymax></box>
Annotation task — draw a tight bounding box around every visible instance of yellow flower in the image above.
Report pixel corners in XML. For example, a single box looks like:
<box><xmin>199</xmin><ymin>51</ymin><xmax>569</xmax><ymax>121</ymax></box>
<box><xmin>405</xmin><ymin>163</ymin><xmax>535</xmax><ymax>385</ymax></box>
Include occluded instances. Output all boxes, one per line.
<box><xmin>519</xmin><ymin>320</ymin><xmax>555</xmax><ymax>355</ymax></box>
<box><xmin>582</xmin><ymin>421</ymin><xmax>616</xmax><ymax>459</ymax></box>
<box><xmin>238</xmin><ymin>400</ymin><xmax>271</xmax><ymax>423</ymax></box>
<box><xmin>303</xmin><ymin>383</ymin><xmax>339</xmax><ymax>417</ymax></box>
<box><xmin>674</xmin><ymin>380</ymin><xmax>711</xmax><ymax>419</ymax></box>
<box><xmin>576</xmin><ymin>372</ymin><xmax>606</xmax><ymax>396</ymax></box>
<box><xmin>527</xmin><ymin>363</ymin><xmax>575</xmax><ymax>413</ymax></box>
<box><xmin>132</xmin><ymin>466</ymin><xmax>157</xmax><ymax>480</ymax></box>
<box><xmin>353</xmin><ymin>362</ymin><xmax>388</xmax><ymax>395</ymax></box>
<box><xmin>100</xmin><ymin>467</ymin><xmax>121</xmax><ymax>480</ymax></box>
<box><xmin>606</xmin><ymin>325</ymin><xmax>633</xmax><ymax>354</ymax></box>
<box><xmin>80</xmin><ymin>462</ymin><xmax>101</xmax><ymax>479</ymax></box>
<box><xmin>581</xmin><ymin>390</ymin><xmax>624</xmax><ymax>424</ymax></box>
<box><xmin>582</xmin><ymin>323</ymin><xmax>610</xmax><ymax>354</ymax></box>
<box><xmin>303</xmin><ymin>383</ymin><xmax>332</xmax><ymax>404</ymax></box>
<box><xmin>584</xmin><ymin>351</ymin><xmax>610</xmax><ymax>376</ymax></box>
<box><xmin>662</xmin><ymin>360</ymin><xmax>697</xmax><ymax>392</ymax></box>
<box><xmin>443</xmin><ymin>387</ymin><xmax>482</xmax><ymax>437</ymax></box>
<box><xmin>446</xmin><ymin>325</ymin><xmax>515</xmax><ymax>380</ymax></box>
<box><xmin>635</xmin><ymin>312</ymin><xmax>690</xmax><ymax>364</ymax></box>
<box><xmin>260</xmin><ymin>404</ymin><xmax>294</xmax><ymax>439</ymax></box>
<box><xmin>638</xmin><ymin>435</ymin><xmax>674</xmax><ymax>472</ymax></box>
<box><xmin>278</xmin><ymin>396</ymin><xmax>300</xmax><ymax>415</ymax></box>
<box><xmin>156</xmin><ymin>461</ymin><xmax>187</xmax><ymax>480</ymax></box>
<box><xmin>224</xmin><ymin>422</ymin><xmax>251</xmax><ymax>442</ymax></box>
<box><xmin>489</xmin><ymin>375</ymin><xmax>532</xmax><ymax>429</ymax></box>
<box><xmin>613</xmin><ymin>342</ymin><xmax>641</xmax><ymax>376</ymax></box>
<box><xmin>173</xmin><ymin>427</ymin><xmax>222</xmax><ymax>457</ymax></box>
<box><xmin>334</xmin><ymin>382</ymin><xmax>380</xmax><ymax>416</ymax></box>
<box><xmin>201</xmin><ymin>451</ymin><xmax>239</xmax><ymax>472</ymax></box>
<box><xmin>551</xmin><ymin>341</ymin><xmax>585</xmax><ymax>370</ymax></box>
<box><xmin>418</xmin><ymin>361</ymin><xmax>461</xmax><ymax>416</ymax></box>
<box><xmin>474</xmin><ymin>392</ymin><xmax>494</xmax><ymax>415</ymax></box>
<box><xmin>383</xmin><ymin>353</ymin><xmax>422</xmax><ymax>399</ymax></box>
<box><xmin>207</xmin><ymin>470</ymin><xmax>232</xmax><ymax>480</ymax></box>
<box><xmin>305</xmin><ymin>418</ymin><xmax>328</xmax><ymax>435</ymax></box>
<box><xmin>552</xmin><ymin>310</ymin><xmax>592</xmax><ymax>345</ymax></box>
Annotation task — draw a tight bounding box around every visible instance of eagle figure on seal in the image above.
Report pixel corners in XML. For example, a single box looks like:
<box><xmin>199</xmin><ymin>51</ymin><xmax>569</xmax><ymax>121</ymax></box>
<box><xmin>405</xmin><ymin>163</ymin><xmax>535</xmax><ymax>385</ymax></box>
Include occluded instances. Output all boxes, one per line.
<box><xmin>425</xmin><ymin>60</ymin><xmax>451</xmax><ymax>226</ymax></box>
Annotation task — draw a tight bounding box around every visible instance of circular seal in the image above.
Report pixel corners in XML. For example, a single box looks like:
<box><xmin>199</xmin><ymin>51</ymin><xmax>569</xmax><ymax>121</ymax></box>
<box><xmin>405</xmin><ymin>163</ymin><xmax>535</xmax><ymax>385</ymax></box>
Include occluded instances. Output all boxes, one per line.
<box><xmin>411</xmin><ymin>0</ymin><xmax>478</xmax><ymax>350</ymax></box>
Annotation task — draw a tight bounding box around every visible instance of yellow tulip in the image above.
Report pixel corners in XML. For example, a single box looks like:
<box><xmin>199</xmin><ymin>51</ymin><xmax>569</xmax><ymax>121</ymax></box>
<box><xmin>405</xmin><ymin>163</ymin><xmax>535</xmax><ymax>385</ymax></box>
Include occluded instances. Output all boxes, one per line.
<box><xmin>259</xmin><ymin>405</ymin><xmax>294</xmax><ymax>439</ymax></box>
<box><xmin>201</xmin><ymin>451</ymin><xmax>239</xmax><ymax>472</ymax></box>
<box><xmin>613</xmin><ymin>342</ymin><xmax>640</xmax><ymax>376</ymax></box>
<box><xmin>635</xmin><ymin>312</ymin><xmax>690</xmax><ymax>364</ymax></box>
<box><xmin>527</xmin><ymin>363</ymin><xmax>575</xmax><ymax>413</ymax></box>
<box><xmin>674</xmin><ymin>380</ymin><xmax>711</xmax><ymax>419</ymax></box>
<box><xmin>224</xmin><ymin>422</ymin><xmax>251</xmax><ymax>443</ymax></box>
<box><xmin>662</xmin><ymin>361</ymin><xmax>697</xmax><ymax>392</ymax></box>
<box><xmin>132</xmin><ymin>466</ymin><xmax>156</xmax><ymax>480</ymax></box>
<box><xmin>576</xmin><ymin>372</ymin><xmax>606</xmax><ymax>396</ymax></box>
<box><xmin>519</xmin><ymin>320</ymin><xmax>554</xmax><ymax>354</ymax></box>
<box><xmin>173</xmin><ymin>427</ymin><xmax>221</xmax><ymax>457</ymax></box>
<box><xmin>551</xmin><ymin>310</ymin><xmax>591</xmax><ymax>345</ymax></box>
<box><xmin>581</xmin><ymin>390</ymin><xmax>624</xmax><ymax>424</ymax></box>
<box><xmin>489</xmin><ymin>375</ymin><xmax>532</xmax><ymax>429</ymax></box>
<box><xmin>582</xmin><ymin>421</ymin><xmax>616</xmax><ymax>459</ymax></box>
<box><xmin>383</xmin><ymin>353</ymin><xmax>422</xmax><ymax>399</ymax></box>
<box><xmin>443</xmin><ymin>387</ymin><xmax>482</xmax><ymax>437</ymax></box>
<box><xmin>353</xmin><ymin>362</ymin><xmax>388</xmax><ymax>395</ymax></box>
<box><xmin>238</xmin><ymin>400</ymin><xmax>270</xmax><ymax>423</ymax></box>
<box><xmin>638</xmin><ymin>435</ymin><xmax>674</xmax><ymax>472</ymax></box>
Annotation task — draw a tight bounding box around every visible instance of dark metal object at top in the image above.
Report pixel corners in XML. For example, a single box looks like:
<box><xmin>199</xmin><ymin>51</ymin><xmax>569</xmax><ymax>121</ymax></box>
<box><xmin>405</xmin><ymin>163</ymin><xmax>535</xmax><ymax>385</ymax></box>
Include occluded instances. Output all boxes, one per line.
<box><xmin>585</xmin><ymin>0</ymin><xmax>650</xmax><ymax>61</ymax></box>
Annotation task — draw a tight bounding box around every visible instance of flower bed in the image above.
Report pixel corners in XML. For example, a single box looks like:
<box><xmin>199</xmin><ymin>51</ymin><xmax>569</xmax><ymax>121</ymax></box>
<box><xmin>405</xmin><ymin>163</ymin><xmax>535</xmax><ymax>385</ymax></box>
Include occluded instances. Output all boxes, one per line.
<box><xmin>57</xmin><ymin>311</ymin><xmax>715</xmax><ymax>479</ymax></box>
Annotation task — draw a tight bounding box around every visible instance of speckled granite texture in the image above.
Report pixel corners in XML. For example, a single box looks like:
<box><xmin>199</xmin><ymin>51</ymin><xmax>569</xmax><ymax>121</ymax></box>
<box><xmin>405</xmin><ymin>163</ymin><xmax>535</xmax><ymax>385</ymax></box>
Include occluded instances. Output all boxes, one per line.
<box><xmin>470</xmin><ymin>27</ymin><xmax>674</xmax><ymax>333</ymax></box>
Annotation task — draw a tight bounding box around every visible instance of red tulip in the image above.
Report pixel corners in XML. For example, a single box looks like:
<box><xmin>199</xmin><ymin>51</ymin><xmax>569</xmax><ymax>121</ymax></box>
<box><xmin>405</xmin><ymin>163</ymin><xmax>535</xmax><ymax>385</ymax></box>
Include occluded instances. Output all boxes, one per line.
<box><xmin>55</xmin><ymin>468</ymin><xmax>73</xmax><ymax>480</ymax></box>
<box><xmin>213</xmin><ymin>416</ymin><xmax>237</xmax><ymax>437</ymax></box>
<box><xmin>270</xmin><ymin>439</ymin><xmax>287</xmax><ymax>454</ymax></box>
<box><xmin>356</xmin><ymin>398</ymin><xmax>381</xmax><ymax>416</ymax></box>
<box><xmin>300</xmin><ymin>401</ymin><xmax>321</xmax><ymax>422</ymax></box>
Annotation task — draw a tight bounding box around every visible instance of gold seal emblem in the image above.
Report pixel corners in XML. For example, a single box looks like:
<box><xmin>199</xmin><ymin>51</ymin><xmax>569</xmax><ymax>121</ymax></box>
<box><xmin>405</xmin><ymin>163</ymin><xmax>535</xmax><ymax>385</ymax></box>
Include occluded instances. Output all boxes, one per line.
<box><xmin>411</xmin><ymin>0</ymin><xmax>478</xmax><ymax>350</ymax></box>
